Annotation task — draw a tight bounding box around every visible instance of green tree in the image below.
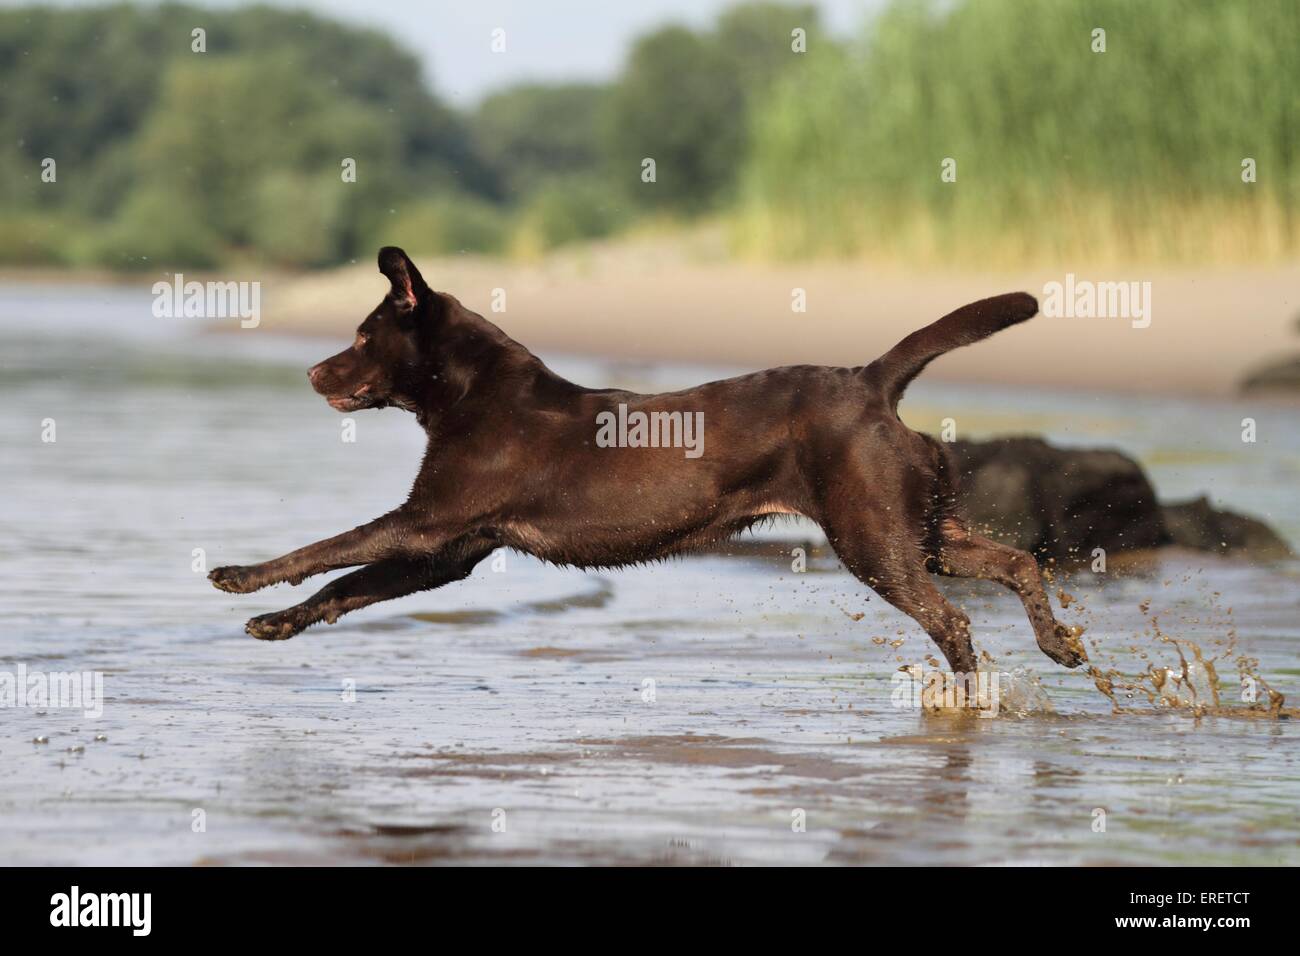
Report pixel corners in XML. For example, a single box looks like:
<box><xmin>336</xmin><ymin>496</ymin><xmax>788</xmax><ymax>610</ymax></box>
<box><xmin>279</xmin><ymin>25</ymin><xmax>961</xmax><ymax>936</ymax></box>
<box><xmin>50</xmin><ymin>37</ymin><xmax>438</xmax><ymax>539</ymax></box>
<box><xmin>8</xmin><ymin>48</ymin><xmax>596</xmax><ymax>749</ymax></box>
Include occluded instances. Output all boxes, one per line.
<box><xmin>472</xmin><ymin>83</ymin><xmax>608</xmax><ymax>201</ymax></box>
<box><xmin>129</xmin><ymin>54</ymin><xmax>398</xmax><ymax>257</ymax></box>
<box><xmin>0</xmin><ymin>3</ymin><xmax>496</xmax><ymax>267</ymax></box>
<box><xmin>714</xmin><ymin>2</ymin><xmax>820</xmax><ymax>92</ymax></box>
<box><xmin>601</xmin><ymin>3</ymin><xmax>823</xmax><ymax>213</ymax></box>
<box><xmin>603</xmin><ymin>26</ymin><xmax>744</xmax><ymax>211</ymax></box>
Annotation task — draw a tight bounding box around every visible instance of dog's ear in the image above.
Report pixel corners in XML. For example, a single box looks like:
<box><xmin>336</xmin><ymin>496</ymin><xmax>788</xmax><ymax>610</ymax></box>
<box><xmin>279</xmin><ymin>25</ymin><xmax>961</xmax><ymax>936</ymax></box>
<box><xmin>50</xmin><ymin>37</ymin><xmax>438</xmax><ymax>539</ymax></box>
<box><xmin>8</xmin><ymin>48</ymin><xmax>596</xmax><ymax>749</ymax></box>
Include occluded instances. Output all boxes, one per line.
<box><xmin>378</xmin><ymin>246</ymin><xmax>429</xmax><ymax>313</ymax></box>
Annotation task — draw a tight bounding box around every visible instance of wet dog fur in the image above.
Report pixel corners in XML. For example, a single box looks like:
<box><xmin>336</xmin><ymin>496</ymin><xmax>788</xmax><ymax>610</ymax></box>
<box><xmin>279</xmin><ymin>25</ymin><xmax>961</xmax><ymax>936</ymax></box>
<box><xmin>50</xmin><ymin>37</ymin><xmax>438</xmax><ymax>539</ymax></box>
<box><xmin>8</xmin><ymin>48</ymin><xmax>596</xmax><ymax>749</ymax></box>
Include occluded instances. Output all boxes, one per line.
<box><xmin>210</xmin><ymin>247</ymin><xmax>1086</xmax><ymax>673</ymax></box>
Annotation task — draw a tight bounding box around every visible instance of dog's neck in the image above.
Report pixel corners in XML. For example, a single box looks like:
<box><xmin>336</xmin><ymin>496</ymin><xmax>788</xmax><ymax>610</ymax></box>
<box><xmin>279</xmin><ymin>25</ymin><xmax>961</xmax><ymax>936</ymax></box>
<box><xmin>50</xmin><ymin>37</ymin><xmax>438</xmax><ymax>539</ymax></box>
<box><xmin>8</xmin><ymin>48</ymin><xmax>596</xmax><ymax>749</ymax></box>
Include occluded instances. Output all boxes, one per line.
<box><xmin>409</xmin><ymin>292</ymin><xmax>563</xmax><ymax>432</ymax></box>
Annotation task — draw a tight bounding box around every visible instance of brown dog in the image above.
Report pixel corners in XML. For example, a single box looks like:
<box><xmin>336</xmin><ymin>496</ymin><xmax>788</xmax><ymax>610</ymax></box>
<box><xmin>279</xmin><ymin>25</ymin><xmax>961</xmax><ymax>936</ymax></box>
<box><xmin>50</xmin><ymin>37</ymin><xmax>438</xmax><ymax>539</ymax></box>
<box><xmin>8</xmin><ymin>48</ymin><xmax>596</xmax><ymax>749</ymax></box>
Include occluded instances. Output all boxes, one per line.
<box><xmin>211</xmin><ymin>247</ymin><xmax>1086</xmax><ymax>673</ymax></box>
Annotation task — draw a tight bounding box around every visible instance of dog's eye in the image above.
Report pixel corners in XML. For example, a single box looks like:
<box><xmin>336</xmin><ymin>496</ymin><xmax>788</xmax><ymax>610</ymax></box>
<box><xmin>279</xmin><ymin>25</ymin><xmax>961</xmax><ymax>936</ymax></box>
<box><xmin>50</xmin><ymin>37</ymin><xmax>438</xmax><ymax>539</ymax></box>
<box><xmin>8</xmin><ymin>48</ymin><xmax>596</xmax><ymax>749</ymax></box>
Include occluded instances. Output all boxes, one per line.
<box><xmin>355</xmin><ymin>333</ymin><xmax>369</xmax><ymax>348</ymax></box>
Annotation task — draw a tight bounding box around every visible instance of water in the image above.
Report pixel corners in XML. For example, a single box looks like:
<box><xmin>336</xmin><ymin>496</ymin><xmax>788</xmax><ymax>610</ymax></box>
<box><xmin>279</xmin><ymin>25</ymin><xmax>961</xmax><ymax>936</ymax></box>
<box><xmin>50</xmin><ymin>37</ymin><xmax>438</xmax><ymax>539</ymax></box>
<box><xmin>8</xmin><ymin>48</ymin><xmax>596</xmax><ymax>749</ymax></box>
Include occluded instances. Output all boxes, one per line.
<box><xmin>1</xmin><ymin>283</ymin><xmax>1297</xmax><ymax>865</ymax></box>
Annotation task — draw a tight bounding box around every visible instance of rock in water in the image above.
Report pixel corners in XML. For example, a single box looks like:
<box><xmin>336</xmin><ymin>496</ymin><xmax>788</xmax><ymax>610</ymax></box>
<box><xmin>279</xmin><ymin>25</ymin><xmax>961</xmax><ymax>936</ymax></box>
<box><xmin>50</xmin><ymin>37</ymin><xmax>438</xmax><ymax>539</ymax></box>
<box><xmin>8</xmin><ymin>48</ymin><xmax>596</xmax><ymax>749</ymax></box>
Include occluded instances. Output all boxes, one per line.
<box><xmin>1240</xmin><ymin>354</ymin><xmax>1300</xmax><ymax>394</ymax></box>
<box><xmin>948</xmin><ymin>437</ymin><xmax>1291</xmax><ymax>562</ymax></box>
<box><xmin>1161</xmin><ymin>496</ymin><xmax>1292</xmax><ymax>559</ymax></box>
<box><xmin>949</xmin><ymin>437</ymin><xmax>1168</xmax><ymax>561</ymax></box>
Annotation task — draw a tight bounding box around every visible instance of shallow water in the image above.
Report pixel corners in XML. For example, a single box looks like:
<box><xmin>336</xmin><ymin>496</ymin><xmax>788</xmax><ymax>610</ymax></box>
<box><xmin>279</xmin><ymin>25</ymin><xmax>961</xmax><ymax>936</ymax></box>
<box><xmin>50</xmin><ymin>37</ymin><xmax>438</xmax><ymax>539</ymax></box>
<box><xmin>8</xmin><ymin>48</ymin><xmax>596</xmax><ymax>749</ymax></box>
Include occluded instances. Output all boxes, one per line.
<box><xmin>1</xmin><ymin>283</ymin><xmax>1297</xmax><ymax>865</ymax></box>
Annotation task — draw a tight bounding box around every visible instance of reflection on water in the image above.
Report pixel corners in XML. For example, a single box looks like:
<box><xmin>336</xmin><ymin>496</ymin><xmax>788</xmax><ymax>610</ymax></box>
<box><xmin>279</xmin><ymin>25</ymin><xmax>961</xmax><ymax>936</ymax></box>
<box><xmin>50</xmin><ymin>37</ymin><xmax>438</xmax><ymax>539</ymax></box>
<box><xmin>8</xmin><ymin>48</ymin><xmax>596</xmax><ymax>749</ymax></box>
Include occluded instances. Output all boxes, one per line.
<box><xmin>1</xmin><ymin>284</ymin><xmax>1297</xmax><ymax>865</ymax></box>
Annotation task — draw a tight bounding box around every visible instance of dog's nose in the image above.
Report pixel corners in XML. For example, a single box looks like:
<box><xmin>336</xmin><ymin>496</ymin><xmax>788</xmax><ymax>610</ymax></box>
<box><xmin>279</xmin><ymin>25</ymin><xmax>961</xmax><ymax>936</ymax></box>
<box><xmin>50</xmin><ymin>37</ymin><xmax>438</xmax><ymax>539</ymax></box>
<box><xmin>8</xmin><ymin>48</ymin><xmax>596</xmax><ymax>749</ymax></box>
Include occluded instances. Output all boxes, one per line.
<box><xmin>307</xmin><ymin>364</ymin><xmax>324</xmax><ymax>386</ymax></box>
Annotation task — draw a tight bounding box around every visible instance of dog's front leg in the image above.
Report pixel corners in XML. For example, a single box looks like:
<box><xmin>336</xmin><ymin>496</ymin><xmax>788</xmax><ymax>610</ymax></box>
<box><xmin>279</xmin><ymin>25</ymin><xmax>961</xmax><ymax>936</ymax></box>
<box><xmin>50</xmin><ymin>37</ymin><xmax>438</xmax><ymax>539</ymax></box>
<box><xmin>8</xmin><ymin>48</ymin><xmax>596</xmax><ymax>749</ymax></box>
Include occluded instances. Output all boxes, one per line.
<box><xmin>245</xmin><ymin>537</ymin><xmax>494</xmax><ymax>640</ymax></box>
<box><xmin>209</xmin><ymin>509</ymin><xmax>454</xmax><ymax>594</ymax></box>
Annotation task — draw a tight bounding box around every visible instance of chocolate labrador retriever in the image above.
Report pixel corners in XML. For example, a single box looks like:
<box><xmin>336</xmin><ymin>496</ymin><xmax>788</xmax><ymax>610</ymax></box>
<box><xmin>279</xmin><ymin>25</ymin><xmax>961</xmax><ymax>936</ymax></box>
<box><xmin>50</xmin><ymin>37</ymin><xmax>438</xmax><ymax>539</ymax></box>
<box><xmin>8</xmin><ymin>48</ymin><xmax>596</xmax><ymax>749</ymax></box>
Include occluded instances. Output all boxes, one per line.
<box><xmin>211</xmin><ymin>247</ymin><xmax>1086</xmax><ymax>673</ymax></box>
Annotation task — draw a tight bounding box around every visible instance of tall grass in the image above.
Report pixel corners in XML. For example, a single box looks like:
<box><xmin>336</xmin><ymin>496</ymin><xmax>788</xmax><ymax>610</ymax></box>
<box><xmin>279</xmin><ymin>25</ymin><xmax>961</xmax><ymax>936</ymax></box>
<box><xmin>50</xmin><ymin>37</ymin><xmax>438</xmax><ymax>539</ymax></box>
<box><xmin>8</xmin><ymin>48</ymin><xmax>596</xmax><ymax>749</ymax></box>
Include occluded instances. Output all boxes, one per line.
<box><xmin>738</xmin><ymin>0</ymin><xmax>1299</xmax><ymax>264</ymax></box>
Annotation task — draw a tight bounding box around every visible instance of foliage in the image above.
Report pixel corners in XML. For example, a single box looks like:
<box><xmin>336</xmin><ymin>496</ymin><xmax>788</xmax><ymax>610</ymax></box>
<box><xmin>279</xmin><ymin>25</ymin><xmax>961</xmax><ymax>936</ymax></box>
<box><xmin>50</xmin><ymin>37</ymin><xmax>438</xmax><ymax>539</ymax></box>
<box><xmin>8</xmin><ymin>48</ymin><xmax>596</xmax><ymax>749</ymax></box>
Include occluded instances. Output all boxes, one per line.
<box><xmin>1</xmin><ymin>1</ymin><xmax>1293</xmax><ymax>268</ymax></box>
<box><xmin>739</xmin><ymin>0</ymin><xmax>1300</xmax><ymax>262</ymax></box>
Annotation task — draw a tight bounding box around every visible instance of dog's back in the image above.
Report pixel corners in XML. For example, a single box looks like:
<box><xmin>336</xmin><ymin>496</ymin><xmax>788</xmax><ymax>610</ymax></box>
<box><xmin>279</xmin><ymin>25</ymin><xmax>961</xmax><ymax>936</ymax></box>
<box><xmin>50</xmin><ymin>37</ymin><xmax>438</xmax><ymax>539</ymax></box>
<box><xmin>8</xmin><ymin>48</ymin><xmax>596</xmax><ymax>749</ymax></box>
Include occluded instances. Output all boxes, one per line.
<box><xmin>214</xmin><ymin>248</ymin><xmax>1084</xmax><ymax>675</ymax></box>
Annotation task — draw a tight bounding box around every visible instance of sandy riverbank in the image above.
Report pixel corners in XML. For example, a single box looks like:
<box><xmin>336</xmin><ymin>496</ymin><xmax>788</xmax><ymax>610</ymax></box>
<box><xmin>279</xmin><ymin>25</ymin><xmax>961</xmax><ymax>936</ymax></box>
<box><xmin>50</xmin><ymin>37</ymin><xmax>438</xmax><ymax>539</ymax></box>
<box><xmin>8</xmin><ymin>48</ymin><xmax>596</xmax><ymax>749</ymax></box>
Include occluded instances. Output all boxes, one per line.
<box><xmin>8</xmin><ymin>237</ymin><xmax>1296</xmax><ymax>396</ymax></box>
<box><xmin>256</xmin><ymin>237</ymin><xmax>1300</xmax><ymax>396</ymax></box>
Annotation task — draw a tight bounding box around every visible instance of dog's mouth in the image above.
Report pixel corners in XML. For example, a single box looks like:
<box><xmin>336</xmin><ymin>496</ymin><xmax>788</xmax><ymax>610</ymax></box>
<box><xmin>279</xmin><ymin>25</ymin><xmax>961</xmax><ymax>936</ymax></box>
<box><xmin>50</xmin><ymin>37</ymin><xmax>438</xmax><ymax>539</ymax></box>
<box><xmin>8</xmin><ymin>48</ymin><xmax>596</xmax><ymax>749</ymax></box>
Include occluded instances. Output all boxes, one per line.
<box><xmin>326</xmin><ymin>384</ymin><xmax>383</xmax><ymax>412</ymax></box>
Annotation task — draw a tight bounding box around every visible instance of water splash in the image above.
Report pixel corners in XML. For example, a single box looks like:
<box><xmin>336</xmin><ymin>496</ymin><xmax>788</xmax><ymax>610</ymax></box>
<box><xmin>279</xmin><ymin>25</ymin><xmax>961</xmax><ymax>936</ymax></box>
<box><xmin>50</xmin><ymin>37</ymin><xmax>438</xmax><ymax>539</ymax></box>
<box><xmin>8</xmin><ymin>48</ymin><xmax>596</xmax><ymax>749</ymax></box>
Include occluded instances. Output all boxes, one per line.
<box><xmin>906</xmin><ymin>662</ymin><xmax>1055</xmax><ymax>719</ymax></box>
<box><xmin>1056</xmin><ymin>571</ymin><xmax>1292</xmax><ymax>719</ymax></box>
<box><xmin>995</xmin><ymin>665</ymin><xmax>1056</xmax><ymax>716</ymax></box>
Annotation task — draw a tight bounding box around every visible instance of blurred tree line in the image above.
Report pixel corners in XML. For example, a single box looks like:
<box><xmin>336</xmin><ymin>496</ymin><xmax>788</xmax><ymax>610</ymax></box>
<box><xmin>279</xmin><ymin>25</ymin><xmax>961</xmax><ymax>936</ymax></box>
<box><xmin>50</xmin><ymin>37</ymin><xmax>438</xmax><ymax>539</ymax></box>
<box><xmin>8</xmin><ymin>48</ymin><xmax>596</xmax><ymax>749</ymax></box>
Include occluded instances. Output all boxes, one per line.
<box><xmin>1</xmin><ymin>0</ymin><xmax>1293</xmax><ymax>270</ymax></box>
<box><xmin>0</xmin><ymin>1</ymin><xmax>815</xmax><ymax>269</ymax></box>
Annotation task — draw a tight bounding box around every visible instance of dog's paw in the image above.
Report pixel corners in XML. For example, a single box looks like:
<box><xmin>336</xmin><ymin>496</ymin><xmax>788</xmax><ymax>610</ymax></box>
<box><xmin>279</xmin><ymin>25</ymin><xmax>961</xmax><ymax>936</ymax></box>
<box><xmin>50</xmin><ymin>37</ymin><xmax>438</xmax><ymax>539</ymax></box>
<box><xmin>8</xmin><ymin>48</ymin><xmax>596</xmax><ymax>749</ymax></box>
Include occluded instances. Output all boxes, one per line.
<box><xmin>1039</xmin><ymin>622</ymin><xmax>1088</xmax><ymax>669</ymax></box>
<box><xmin>245</xmin><ymin>612</ymin><xmax>301</xmax><ymax>641</ymax></box>
<box><xmin>209</xmin><ymin>565</ymin><xmax>260</xmax><ymax>594</ymax></box>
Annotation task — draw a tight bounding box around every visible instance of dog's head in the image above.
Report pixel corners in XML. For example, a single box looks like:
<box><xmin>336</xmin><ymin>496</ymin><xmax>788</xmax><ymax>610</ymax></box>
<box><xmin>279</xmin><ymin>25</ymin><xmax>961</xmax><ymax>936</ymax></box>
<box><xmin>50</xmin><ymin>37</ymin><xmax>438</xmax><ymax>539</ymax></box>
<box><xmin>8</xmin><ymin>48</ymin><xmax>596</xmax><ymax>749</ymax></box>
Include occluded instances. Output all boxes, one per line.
<box><xmin>307</xmin><ymin>247</ymin><xmax>434</xmax><ymax>413</ymax></box>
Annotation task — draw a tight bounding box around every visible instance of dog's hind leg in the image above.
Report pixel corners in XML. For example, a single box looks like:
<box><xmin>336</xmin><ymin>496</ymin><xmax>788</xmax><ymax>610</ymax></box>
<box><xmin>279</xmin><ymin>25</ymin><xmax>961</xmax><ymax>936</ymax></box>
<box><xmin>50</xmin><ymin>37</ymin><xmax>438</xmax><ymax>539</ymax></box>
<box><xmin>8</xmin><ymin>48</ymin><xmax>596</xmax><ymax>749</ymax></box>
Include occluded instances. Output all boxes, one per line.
<box><xmin>824</xmin><ymin>517</ymin><xmax>978</xmax><ymax>674</ymax></box>
<box><xmin>934</xmin><ymin>520</ymin><xmax>1086</xmax><ymax>668</ymax></box>
<box><xmin>244</xmin><ymin>537</ymin><xmax>495</xmax><ymax>641</ymax></box>
<box><xmin>871</xmin><ymin>573</ymin><xmax>977</xmax><ymax>675</ymax></box>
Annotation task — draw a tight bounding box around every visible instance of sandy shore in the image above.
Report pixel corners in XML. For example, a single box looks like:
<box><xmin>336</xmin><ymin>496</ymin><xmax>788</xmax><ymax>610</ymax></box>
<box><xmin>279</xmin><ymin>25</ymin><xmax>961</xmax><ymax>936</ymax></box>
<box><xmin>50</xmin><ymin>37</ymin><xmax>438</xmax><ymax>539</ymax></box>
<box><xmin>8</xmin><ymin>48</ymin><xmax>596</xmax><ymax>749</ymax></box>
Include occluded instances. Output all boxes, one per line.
<box><xmin>259</xmin><ymin>239</ymin><xmax>1300</xmax><ymax>396</ymax></box>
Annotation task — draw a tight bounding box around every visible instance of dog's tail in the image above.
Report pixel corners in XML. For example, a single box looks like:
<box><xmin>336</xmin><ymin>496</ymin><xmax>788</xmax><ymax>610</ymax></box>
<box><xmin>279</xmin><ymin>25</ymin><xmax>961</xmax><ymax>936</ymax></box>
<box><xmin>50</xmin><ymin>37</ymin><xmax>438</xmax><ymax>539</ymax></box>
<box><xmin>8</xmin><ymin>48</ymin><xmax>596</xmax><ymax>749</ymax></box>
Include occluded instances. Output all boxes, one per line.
<box><xmin>866</xmin><ymin>292</ymin><xmax>1038</xmax><ymax>410</ymax></box>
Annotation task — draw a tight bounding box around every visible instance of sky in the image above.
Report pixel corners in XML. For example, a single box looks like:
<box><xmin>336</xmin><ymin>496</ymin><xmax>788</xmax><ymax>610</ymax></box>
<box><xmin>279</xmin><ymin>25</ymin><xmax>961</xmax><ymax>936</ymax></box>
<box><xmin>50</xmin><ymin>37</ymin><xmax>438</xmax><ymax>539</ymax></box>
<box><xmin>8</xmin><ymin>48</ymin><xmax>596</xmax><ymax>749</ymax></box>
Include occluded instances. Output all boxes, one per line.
<box><xmin>11</xmin><ymin>0</ymin><xmax>884</xmax><ymax>104</ymax></box>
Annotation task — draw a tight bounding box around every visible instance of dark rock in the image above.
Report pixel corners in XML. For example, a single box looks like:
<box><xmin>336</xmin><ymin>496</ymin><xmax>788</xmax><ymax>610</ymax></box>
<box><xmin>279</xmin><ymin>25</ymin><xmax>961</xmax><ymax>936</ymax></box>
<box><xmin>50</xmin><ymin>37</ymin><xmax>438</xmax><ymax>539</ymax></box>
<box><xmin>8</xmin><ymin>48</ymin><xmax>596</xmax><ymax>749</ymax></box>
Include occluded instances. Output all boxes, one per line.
<box><xmin>1240</xmin><ymin>354</ymin><xmax>1300</xmax><ymax>394</ymax></box>
<box><xmin>949</xmin><ymin>437</ymin><xmax>1169</xmax><ymax>562</ymax></box>
<box><xmin>1161</xmin><ymin>496</ymin><xmax>1292</xmax><ymax>559</ymax></box>
<box><xmin>724</xmin><ymin>437</ymin><xmax>1289</xmax><ymax>563</ymax></box>
<box><xmin>949</xmin><ymin>437</ymin><xmax>1291</xmax><ymax>561</ymax></box>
